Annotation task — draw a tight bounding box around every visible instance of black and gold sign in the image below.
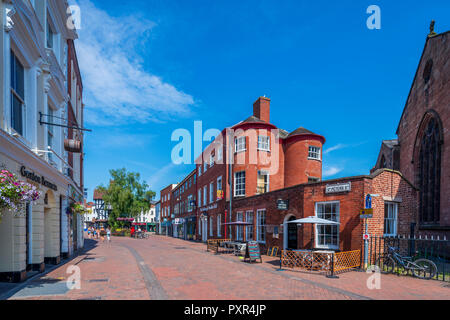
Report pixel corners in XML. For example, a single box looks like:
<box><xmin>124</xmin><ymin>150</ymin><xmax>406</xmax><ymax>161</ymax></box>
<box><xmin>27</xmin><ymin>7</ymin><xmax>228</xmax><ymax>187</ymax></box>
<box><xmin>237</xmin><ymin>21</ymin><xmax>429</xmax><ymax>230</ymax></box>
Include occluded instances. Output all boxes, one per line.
<box><xmin>20</xmin><ymin>166</ymin><xmax>58</xmax><ymax>191</ymax></box>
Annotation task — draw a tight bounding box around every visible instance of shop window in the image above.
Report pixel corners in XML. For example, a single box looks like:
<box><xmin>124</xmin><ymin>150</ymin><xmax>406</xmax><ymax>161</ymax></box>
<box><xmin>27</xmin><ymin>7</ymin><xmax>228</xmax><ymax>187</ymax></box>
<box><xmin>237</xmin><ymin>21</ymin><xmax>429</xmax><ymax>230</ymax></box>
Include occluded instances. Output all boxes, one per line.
<box><xmin>257</xmin><ymin>171</ymin><xmax>269</xmax><ymax>194</ymax></box>
<box><xmin>245</xmin><ymin>211</ymin><xmax>254</xmax><ymax>241</ymax></box>
<box><xmin>234</xmin><ymin>171</ymin><xmax>246</xmax><ymax>197</ymax></box>
<box><xmin>258</xmin><ymin>135</ymin><xmax>270</xmax><ymax>151</ymax></box>
<box><xmin>384</xmin><ymin>202</ymin><xmax>398</xmax><ymax>236</ymax></box>
<box><xmin>256</xmin><ymin>209</ymin><xmax>266</xmax><ymax>243</ymax></box>
<box><xmin>315</xmin><ymin>202</ymin><xmax>340</xmax><ymax>249</ymax></box>
<box><xmin>308</xmin><ymin>146</ymin><xmax>321</xmax><ymax>160</ymax></box>
<box><xmin>11</xmin><ymin>51</ymin><xmax>25</xmax><ymax>136</ymax></box>
<box><xmin>235</xmin><ymin>136</ymin><xmax>246</xmax><ymax>153</ymax></box>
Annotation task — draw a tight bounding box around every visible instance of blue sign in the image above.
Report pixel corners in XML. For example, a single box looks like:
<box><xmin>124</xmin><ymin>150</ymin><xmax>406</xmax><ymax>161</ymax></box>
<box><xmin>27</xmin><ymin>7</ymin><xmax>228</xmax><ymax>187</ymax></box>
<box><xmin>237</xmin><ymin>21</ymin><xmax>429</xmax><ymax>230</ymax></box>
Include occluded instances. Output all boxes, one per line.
<box><xmin>365</xmin><ymin>194</ymin><xmax>372</xmax><ymax>209</ymax></box>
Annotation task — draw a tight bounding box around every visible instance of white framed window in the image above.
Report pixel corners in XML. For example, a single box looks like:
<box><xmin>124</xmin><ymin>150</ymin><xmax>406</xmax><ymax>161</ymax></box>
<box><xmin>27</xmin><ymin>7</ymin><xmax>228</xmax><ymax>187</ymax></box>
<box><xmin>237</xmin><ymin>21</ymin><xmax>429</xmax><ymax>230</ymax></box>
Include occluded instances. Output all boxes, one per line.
<box><xmin>245</xmin><ymin>211</ymin><xmax>254</xmax><ymax>241</ymax></box>
<box><xmin>198</xmin><ymin>165</ymin><xmax>202</xmax><ymax>176</ymax></box>
<box><xmin>235</xmin><ymin>136</ymin><xmax>246</xmax><ymax>153</ymax></box>
<box><xmin>257</xmin><ymin>171</ymin><xmax>269</xmax><ymax>194</ymax></box>
<box><xmin>11</xmin><ymin>51</ymin><xmax>25</xmax><ymax>136</ymax></box>
<box><xmin>203</xmin><ymin>186</ymin><xmax>207</xmax><ymax>206</ymax></box>
<box><xmin>209</xmin><ymin>182</ymin><xmax>214</xmax><ymax>203</ymax></box>
<box><xmin>384</xmin><ymin>202</ymin><xmax>398</xmax><ymax>237</ymax></box>
<box><xmin>199</xmin><ymin>219</ymin><xmax>201</xmax><ymax>235</ymax></box>
<box><xmin>315</xmin><ymin>201</ymin><xmax>340</xmax><ymax>249</ymax></box>
<box><xmin>217</xmin><ymin>214</ymin><xmax>222</xmax><ymax>237</ymax></box>
<box><xmin>168</xmin><ymin>194</ymin><xmax>170</xmax><ymax>200</ymax></box>
<box><xmin>217</xmin><ymin>147</ymin><xmax>223</xmax><ymax>162</ymax></box>
<box><xmin>256</xmin><ymin>209</ymin><xmax>266</xmax><ymax>243</ymax></box>
<box><xmin>198</xmin><ymin>189</ymin><xmax>202</xmax><ymax>207</ymax></box>
<box><xmin>308</xmin><ymin>146</ymin><xmax>321</xmax><ymax>160</ymax></box>
<box><xmin>46</xmin><ymin>19</ymin><xmax>54</xmax><ymax>49</ymax></box>
<box><xmin>210</xmin><ymin>216</ymin><xmax>213</xmax><ymax>236</ymax></box>
<box><xmin>204</xmin><ymin>160</ymin><xmax>208</xmax><ymax>173</ymax></box>
<box><xmin>234</xmin><ymin>171</ymin><xmax>246</xmax><ymax>197</ymax></box>
<box><xmin>257</xmin><ymin>135</ymin><xmax>270</xmax><ymax>151</ymax></box>
<box><xmin>236</xmin><ymin>212</ymin><xmax>243</xmax><ymax>241</ymax></box>
<box><xmin>187</xmin><ymin>195</ymin><xmax>193</xmax><ymax>212</ymax></box>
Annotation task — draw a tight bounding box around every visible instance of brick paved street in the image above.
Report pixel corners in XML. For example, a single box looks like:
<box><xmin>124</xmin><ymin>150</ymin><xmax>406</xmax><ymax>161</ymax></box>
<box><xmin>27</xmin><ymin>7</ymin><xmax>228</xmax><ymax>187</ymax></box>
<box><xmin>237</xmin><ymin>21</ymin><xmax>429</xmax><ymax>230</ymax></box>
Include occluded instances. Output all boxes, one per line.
<box><xmin>4</xmin><ymin>235</ymin><xmax>450</xmax><ymax>300</ymax></box>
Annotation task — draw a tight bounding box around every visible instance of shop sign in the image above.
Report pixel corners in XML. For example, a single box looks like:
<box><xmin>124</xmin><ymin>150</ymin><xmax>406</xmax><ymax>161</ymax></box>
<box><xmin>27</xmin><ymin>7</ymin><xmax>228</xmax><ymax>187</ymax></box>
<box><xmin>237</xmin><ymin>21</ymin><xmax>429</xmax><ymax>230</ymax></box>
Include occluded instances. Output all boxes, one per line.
<box><xmin>325</xmin><ymin>182</ymin><xmax>351</xmax><ymax>194</ymax></box>
<box><xmin>20</xmin><ymin>166</ymin><xmax>57</xmax><ymax>191</ymax></box>
<box><xmin>199</xmin><ymin>203</ymin><xmax>218</xmax><ymax>213</ymax></box>
<box><xmin>217</xmin><ymin>190</ymin><xmax>224</xmax><ymax>200</ymax></box>
<box><xmin>277</xmin><ymin>199</ymin><xmax>289</xmax><ymax>210</ymax></box>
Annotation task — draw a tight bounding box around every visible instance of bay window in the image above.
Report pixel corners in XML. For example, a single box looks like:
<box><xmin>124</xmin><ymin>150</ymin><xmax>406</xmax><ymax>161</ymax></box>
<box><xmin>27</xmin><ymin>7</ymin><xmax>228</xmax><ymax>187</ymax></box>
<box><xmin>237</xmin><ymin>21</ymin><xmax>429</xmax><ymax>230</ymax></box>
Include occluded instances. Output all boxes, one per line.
<box><xmin>308</xmin><ymin>146</ymin><xmax>321</xmax><ymax>160</ymax></box>
<box><xmin>235</xmin><ymin>136</ymin><xmax>246</xmax><ymax>153</ymax></box>
<box><xmin>258</xmin><ymin>135</ymin><xmax>270</xmax><ymax>151</ymax></box>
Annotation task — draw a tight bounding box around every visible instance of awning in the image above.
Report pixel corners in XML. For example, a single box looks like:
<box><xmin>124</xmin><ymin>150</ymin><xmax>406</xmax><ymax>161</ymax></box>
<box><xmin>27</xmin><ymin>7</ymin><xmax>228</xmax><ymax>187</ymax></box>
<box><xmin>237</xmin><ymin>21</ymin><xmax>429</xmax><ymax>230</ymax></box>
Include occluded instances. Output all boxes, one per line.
<box><xmin>223</xmin><ymin>221</ymin><xmax>253</xmax><ymax>226</ymax></box>
<box><xmin>287</xmin><ymin>216</ymin><xmax>340</xmax><ymax>225</ymax></box>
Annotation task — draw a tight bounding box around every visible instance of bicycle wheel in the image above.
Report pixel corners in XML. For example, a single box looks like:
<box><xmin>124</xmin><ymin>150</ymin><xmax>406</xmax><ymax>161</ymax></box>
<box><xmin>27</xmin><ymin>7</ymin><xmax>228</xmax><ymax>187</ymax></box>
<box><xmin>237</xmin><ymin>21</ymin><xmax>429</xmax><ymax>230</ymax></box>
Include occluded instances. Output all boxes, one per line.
<box><xmin>412</xmin><ymin>259</ymin><xmax>437</xmax><ymax>280</ymax></box>
<box><xmin>375</xmin><ymin>256</ymin><xmax>396</xmax><ymax>274</ymax></box>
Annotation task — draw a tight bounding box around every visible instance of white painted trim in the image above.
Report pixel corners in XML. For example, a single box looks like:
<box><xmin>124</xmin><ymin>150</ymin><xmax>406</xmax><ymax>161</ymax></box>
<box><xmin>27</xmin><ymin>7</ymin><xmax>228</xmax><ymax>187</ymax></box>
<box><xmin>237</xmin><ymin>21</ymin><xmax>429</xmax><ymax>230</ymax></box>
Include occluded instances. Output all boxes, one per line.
<box><xmin>314</xmin><ymin>201</ymin><xmax>340</xmax><ymax>250</ymax></box>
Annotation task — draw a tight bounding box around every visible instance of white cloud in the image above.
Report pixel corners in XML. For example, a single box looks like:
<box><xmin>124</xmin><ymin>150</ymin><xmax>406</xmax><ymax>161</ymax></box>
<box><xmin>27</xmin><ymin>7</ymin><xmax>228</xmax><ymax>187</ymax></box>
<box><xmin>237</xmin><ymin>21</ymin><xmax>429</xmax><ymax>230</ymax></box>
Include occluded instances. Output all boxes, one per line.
<box><xmin>147</xmin><ymin>163</ymin><xmax>177</xmax><ymax>189</ymax></box>
<box><xmin>323</xmin><ymin>166</ymin><xmax>343</xmax><ymax>177</ymax></box>
<box><xmin>74</xmin><ymin>0</ymin><xmax>195</xmax><ymax>125</ymax></box>
<box><xmin>324</xmin><ymin>144</ymin><xmax>347</xmax><ymax>155</ymax></box>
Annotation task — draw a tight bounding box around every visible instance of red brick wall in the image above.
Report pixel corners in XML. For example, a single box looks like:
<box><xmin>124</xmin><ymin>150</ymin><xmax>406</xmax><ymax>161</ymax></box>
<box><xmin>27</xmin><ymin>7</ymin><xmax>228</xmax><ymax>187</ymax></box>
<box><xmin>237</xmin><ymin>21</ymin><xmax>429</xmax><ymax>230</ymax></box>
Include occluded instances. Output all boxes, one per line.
<box><xmin>396</xmin><ymin>33</ymin><xmax>449</xmax><ymax>234</ymax></box>
<box><xmin>284</xmin><ymin>136</ymin><xmax>323</xmax><ymax>187</ymax></box>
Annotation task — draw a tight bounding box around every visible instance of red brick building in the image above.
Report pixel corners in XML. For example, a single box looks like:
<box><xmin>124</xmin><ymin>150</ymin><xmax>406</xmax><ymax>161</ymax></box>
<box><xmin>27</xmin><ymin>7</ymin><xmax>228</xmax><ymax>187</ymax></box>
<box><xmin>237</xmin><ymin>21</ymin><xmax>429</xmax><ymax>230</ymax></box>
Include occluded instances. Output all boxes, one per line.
<box><xmin>372</xmin><ymin>25</ymin><xmax>449</xmax><ymax>239</ymax></box>
<box><xmin>231</xmin><ymin>169</ymin><xmax>418</xmax><ymax>252</ymax></box>
<box><xmin>160</xmin><ymin>184</ymin><xmax>177</xmax><ymax>235</ymax></box>
<box><xmin>192</xmin><ymin>96</ymin><xmax>326</xmax><ymax>242</ymax></box>
<box><xmin>171</xmin><ymin>170</ymin><xmax>197</xmax><ymax>239</ymax></box>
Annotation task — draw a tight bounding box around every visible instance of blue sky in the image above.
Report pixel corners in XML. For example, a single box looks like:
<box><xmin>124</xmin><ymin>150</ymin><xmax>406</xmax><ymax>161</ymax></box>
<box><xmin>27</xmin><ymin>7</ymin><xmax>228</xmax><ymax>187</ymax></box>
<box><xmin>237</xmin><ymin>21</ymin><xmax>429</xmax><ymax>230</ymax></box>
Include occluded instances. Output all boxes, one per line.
<box><xmin>73</xmin><ymin>0</ymin><xmax>450</xmax><ymax>201</ymax></box>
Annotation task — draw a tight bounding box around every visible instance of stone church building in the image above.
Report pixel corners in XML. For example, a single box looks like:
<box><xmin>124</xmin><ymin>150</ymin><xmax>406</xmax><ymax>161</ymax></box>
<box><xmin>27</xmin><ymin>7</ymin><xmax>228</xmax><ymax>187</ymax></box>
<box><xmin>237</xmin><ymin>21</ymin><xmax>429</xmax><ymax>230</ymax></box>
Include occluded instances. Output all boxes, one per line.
<box><xmin>373</xmin><ymin>23</ymin><xmax>449</xmax><ymax>238</ymax></box>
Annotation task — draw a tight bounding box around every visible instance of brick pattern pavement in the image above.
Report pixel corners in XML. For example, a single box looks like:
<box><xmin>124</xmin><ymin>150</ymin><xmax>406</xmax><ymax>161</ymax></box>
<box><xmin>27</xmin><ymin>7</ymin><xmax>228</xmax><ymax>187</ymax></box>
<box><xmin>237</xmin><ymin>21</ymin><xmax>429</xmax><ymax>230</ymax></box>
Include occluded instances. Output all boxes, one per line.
<box><xmin>5</xmin><ymin>235</ymin><xmax>450</xmax><ymax>300</ymax></box>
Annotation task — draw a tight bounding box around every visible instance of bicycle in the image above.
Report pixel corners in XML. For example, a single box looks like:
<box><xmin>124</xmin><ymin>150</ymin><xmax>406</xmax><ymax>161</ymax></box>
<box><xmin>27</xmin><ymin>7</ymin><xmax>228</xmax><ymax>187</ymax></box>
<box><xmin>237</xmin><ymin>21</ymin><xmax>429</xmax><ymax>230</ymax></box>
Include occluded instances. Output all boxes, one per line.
<box><xmin>375</xmin><ymin>246</ymin><xmax>437</xmax><ymax>280</ymax></box>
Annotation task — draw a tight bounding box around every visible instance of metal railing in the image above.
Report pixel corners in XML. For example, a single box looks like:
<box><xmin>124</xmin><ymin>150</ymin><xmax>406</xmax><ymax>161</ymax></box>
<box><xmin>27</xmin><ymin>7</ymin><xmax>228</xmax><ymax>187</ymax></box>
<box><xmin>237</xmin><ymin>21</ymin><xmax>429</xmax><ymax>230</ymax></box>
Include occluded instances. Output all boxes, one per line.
<box><xmin>364</xmin><ymin>235</ymin><xmax>450</xmax><ymax>282</ymax></box>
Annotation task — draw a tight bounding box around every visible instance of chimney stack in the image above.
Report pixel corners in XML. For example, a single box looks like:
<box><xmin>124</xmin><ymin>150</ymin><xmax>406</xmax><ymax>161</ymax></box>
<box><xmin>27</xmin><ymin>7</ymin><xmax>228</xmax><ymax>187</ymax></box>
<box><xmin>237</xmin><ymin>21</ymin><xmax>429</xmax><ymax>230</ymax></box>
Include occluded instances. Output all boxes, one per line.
<box><xmin>253</xmin><ymin>96</ymin><xmax>271</xmax><ymax>123</ymax></box>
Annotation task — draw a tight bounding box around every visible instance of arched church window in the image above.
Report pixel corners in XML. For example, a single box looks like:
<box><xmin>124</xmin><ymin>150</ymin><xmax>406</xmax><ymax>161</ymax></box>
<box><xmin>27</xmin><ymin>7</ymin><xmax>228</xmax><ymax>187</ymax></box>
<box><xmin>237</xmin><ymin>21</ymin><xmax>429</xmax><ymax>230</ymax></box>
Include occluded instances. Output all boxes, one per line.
<box><xmin>418</xmin><ymin>117</ymin><xmax>441</xmax><ymax>224</ymax></box>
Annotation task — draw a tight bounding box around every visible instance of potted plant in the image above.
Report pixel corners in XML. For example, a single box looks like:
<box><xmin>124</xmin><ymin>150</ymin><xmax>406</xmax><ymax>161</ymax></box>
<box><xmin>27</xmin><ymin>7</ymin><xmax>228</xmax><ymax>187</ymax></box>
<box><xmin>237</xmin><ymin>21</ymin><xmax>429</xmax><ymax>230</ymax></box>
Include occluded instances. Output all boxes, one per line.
<box><xmin>69</xmin><ymin>202</ymin><xmax>89</xmax><ymax>215</ymax></box>
<box><xmin>0</xmin><ymin>169</ymin><xmax>40</xmax><ymax>222</ymax></box>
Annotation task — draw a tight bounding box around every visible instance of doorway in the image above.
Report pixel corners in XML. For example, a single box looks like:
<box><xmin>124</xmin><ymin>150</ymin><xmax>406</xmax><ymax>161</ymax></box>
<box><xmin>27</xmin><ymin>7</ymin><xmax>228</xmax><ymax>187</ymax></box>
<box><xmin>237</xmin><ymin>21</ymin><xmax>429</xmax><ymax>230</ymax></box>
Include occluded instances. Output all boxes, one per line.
<box><xmin>287</xmin><ymin>216</ymin><xmax>298</xmax><ymax>249</ymax></box>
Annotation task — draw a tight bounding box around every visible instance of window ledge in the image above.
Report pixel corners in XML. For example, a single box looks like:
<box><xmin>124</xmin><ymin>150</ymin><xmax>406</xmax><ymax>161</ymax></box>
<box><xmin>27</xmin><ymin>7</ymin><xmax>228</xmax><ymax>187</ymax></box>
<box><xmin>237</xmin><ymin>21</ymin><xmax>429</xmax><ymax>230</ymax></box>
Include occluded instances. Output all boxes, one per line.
<box><xmin>308</xmin><ymin>157</ymin><xmax>322</xmax><ymax>162</ymax></box>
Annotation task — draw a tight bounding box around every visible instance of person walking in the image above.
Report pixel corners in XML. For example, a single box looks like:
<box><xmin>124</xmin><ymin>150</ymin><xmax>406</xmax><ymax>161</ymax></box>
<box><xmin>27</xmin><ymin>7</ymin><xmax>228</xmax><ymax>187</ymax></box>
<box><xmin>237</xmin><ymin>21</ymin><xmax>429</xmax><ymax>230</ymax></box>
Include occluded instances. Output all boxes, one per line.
<box><xmin>106</xmin><ymin>227</ymin><xmax>111</xmax><ymax>244</ymax></box>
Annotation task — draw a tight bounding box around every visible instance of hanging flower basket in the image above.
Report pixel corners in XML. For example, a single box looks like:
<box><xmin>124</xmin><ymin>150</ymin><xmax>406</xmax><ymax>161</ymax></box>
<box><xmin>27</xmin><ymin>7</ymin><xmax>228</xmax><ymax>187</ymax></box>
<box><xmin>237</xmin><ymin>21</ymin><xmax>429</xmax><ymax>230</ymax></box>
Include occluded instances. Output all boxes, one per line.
<box><xmin>69</xmin><ymin>202</ymin><xmax>89</xmax><ymax>215</ymax></box>
<box><xmin>0</xmin><ymin>169</ymin><xmax>40</xmax><ymax>221</ymax></box>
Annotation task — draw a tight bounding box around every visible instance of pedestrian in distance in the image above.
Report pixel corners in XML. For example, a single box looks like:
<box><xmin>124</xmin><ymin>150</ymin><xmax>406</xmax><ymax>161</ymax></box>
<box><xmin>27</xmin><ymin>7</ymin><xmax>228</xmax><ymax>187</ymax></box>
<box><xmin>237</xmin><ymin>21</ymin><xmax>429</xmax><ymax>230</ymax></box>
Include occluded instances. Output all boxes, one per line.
<box><xmin>106</xmin><ymin>227</ymin><xmax>111</xmax><ymax>244</ymax></box>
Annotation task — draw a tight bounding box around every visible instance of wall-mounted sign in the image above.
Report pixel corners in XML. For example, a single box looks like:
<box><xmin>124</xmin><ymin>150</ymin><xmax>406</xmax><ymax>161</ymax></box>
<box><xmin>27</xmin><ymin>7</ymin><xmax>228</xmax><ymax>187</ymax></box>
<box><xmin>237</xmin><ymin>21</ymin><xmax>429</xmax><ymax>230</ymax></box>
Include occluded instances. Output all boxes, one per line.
<box><xmin>199</xmin><ymin>203</ymin><xmax>218</xmax><ymax>212</ymax></box>
<box><xmin>365</xmin><ymin>194</ymin><xmax>372</xmax><ymax>209</ymax></box>
<box><xmin>325</xmin><ymin>182</ymin><xmax>351</xmax><ymax>194</ymax></box>
<box><xmin>20</xmin><ymin>166</ymin><xmax>58</xmax><ymax>191</ymax></box>
<box><xmin>360</xmin><ymin>209</ymin><xmax>373</xmax><ymax>219</ymax></box>
<box><xmin>217</xmin><ymin>190</ymin><xmax>224</xmax><ymax>200</ymax></box>
<box><xmin>277</xmin><ymin>199</ymin><xmax>289</xmax><ymax>210</ymax></box>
